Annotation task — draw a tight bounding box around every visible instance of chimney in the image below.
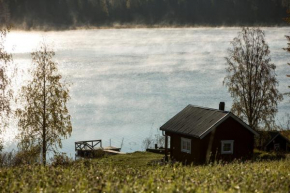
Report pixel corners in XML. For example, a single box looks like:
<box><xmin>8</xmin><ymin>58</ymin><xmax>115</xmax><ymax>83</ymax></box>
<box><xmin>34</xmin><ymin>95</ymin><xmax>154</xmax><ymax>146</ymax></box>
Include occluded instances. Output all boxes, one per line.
<box><xmin>219</xmin><ymin>102</ymin><xmax>225</xmax><ymax>111</ymax></box>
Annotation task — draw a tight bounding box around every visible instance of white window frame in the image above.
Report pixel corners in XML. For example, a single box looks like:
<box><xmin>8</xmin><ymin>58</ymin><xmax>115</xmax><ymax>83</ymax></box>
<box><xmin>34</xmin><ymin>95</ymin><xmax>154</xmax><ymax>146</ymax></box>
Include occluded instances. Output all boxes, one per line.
<box><xmin>181</xmin><ymin>137</ymin><xmax>191</xmax><ymax>154</ymax></box>
<box><xmin>221</xmin><ymin>140</ymin><xmax>234</xmax><ymax>154</ymax></box>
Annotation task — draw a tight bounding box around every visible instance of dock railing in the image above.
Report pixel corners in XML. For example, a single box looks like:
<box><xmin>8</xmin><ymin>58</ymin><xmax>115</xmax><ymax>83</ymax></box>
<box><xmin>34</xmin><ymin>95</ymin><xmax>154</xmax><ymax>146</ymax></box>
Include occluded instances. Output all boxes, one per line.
<box><xmin>75</xmin><ymin>139</ymin><xmax>124</xmax><ymax>159</ymax></box>
<box><xmin>75</xmin><ymin>140</ymin><xmax>102</xmax><ymax>151</ymax></box>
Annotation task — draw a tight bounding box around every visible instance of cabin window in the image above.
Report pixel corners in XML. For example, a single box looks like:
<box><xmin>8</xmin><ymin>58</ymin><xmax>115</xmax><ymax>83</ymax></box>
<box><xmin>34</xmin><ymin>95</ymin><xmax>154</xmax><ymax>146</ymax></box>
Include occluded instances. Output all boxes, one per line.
<box><xmin>221</xmin><ymin>140</ymin><xmax>234</xmax><ymax>154</ymax></box>
<box><xmin>181</xmin><ymin>137</ymin><xmax>191</xmax><ymax>154</ymax></box>
<box><xmin>274</xmin><ymin>143</ymin><xmax>280</xmax><ymax>151</ymax></box>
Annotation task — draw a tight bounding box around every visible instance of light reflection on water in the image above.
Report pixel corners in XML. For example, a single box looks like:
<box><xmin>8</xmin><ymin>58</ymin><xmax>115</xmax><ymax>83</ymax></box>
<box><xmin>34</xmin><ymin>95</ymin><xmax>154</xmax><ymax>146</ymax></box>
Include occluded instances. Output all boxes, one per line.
<box><xmin>3</xmin><ymin>27</ymin><xmax>290</xmax><ymax>156</ymax></box>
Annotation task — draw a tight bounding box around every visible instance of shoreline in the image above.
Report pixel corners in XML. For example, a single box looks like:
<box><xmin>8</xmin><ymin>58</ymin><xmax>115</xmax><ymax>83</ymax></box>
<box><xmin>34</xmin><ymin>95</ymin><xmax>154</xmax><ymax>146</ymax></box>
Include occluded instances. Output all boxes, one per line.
<box><xmin>5</xmin><ymin>23</ymin><xmax>290</xmax><ymax>32</ymax></box>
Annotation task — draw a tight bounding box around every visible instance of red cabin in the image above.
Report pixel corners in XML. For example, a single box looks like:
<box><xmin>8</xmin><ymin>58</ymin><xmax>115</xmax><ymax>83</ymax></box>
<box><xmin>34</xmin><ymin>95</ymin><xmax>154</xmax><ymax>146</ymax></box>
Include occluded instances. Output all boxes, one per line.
<box><xmin>260</xmin><ymin>131</ymin><xmax>290</xmax><ymax>152</ymax></box>
<box><xmin>160</xmin><ymin>102</ymin><xmax>259</xmax><ymax>164</ymax></box>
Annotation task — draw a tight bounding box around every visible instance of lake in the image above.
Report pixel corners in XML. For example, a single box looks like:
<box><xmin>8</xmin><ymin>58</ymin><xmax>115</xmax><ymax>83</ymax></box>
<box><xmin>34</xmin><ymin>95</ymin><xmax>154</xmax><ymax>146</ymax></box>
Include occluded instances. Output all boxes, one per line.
<box><xmin>3</xmin><ymin>27</ymin><xmax>290</xmax><ymax>157</ymax></box>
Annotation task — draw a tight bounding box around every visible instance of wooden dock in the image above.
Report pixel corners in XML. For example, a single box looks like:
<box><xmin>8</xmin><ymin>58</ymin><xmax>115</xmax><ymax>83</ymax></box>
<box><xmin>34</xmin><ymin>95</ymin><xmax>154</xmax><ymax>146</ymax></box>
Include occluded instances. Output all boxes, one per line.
<box><xmin>103</xmin><ymin>149</ymin><xmax>126</xmax><ymax>155</ymax></box>
<box><xmin>75</xmin><ymin>139</ymin><xmax>125</xmax><ymax>158</ymax></box>
<box><xmin>103</xmin><ymin>146</ymin><xmax>121</xmax><ymax>151</ymax></box>
<box><xmin>75</xmin><ymin>139</ymin><xmax>102</xmax><ymax>150</ymax></box>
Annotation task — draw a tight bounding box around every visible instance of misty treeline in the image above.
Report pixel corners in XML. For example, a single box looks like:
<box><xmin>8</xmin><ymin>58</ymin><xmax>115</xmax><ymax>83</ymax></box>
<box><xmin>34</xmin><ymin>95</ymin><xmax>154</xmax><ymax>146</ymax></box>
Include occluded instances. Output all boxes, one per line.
<box><xmin>1</xmin><ymin>0</ymin><xmax>289</xmax><ymax>29</ymax></box>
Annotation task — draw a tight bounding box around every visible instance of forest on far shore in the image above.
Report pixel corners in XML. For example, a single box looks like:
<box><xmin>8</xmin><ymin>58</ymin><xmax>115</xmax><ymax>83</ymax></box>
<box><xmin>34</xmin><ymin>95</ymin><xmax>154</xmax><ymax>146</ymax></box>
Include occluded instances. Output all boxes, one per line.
<box><xmin>2</xmin><ymin>0</ymin><xmax>290</xmax><ymax>30</ymax></box>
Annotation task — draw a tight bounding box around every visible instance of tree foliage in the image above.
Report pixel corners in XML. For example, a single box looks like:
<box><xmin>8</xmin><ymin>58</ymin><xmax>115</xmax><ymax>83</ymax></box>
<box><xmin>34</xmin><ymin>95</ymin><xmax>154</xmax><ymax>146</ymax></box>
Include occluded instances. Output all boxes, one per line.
<box><xmin>3</xmin><ymin>0</ymin><xmax>289</xmax><ymax>29</ymax></box>
<box><xmin>0</xmin><ymin>0</ymin><xmax>10</xmax><ymax>25</ymax></box>
<box><xmin>16</xmin><ymin>43</ymin><xmax>72</xmax><ymax>165</ymax></box>
<box><xmin>0</xmin><ymin>28</ymin><xmax>13</xmax><ymax>152</ymax></box>
<box><xmin>0</xmin><ymin>0</ymin><xmax>13</xmax><ymax>152</ymax></box>
<box><xmin>224</xmin><ymin>28</ymin><xmax>283</xmax><ymax>130</ymax></box>
<box><xmin>284</xmin><ymin>10</ymin><xmax>290</xmax><ymax>97</ymax></box>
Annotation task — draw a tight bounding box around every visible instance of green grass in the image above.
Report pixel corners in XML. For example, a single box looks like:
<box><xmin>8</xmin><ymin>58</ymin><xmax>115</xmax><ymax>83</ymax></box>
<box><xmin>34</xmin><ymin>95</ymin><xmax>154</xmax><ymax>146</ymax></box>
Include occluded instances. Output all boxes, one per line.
<box><xmin>98</xmin><ymin>151</ymin><xmax>163</xmax><ymax>167</ymax></box>
<box><xmin>0</xmin><ymin>152</ymin><xmax>290</xmax><ymax>192</ymax></box>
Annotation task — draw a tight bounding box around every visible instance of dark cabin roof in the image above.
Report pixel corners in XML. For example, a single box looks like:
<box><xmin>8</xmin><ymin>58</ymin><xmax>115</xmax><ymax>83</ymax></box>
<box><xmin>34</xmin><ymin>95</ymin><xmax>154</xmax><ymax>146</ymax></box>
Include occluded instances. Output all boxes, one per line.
<box><xmin>160</xmin><ymin>104</ymin><xmax>258</xmax><ymax>139</ymax></box>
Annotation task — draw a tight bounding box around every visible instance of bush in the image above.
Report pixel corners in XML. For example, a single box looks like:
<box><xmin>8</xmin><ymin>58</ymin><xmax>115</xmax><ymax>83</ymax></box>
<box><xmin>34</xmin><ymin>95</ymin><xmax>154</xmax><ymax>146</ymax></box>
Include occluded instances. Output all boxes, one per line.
<box><xmin>12</xmin><ymin>146</ymin><xmax>41</xmax><ymax>166</ymax></box>
<box><xmin>253</xmin><ymin>149</ymin><xmax>286</xmax><ymax>161</ymax></box>
<box><xmin>50</xmin><ymin>152</ymin><xmax>73</xmax><ymax>167</ymax></box>
<box><xmin>0</xmin><ymin>151</ymin><xmax>14</xmax><ymax>167</ymax></box>
<box><xmin>92</xmin><ymin>149</ymin><xmax>105</xmax><ymax>158</ymax></box>
<box><xmin>0</xmin><ymin>146</ymin><xmax>41</xmax><ymax>167</ymax></box>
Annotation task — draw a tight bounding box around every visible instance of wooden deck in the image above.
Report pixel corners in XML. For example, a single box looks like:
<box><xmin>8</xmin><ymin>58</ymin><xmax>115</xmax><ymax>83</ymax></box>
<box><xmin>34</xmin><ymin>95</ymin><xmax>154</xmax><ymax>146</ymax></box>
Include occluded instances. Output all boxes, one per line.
<box><xmin>75</xmin><ymin>139</ymin><xmax>102</xmax><ymax>150</ymax></box>
<box><xmin>75</xmin><ymin>140</ymin><xmax>125</xmax><ymax>158</ymax></box>
<box><xmin>103</xmin><ymin>146</ymin><xmax>121</xmax><ymax>151</ymax></box>
<box><xmin>103</xmin><ymin>149</ymin><xmax>126</xmax><ymax>155</ymax></box>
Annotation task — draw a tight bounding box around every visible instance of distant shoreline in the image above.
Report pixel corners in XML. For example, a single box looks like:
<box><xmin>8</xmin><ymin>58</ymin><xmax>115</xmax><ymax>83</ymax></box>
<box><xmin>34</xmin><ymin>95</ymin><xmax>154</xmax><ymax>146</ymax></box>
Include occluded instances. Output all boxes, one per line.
<box><xmin>7</xmin><ymin>23</ymin><xmax>290</xmax><ymax>32</ymax></box>
<box><xmin>4</xmin><ymin>0</ymin><xmax>288</xmax><ymax>32</ymax></box>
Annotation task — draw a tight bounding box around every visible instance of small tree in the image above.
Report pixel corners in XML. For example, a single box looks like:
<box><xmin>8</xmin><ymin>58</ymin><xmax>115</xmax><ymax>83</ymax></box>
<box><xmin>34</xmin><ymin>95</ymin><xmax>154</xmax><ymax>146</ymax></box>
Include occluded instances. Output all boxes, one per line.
<box><xmin>0</xmin><ymin>0</ymin><xmax>13</xmax><ymax>152</ymax></box>
<box><xmin>284</xmin><ymin>11</ymin><xmax>290</xmax><ymax>98</ymax></box>
<box><xmin>0</xmin><ymin>28</ymin><xmax>13</xmax><ymax>151</ymax></box>
<box><xmin>224</xmin><ymin>27</ymin><xmax>283</xmax><ymax>130</ymax></box>
<box><xmin>283</xmin><ymin>11</ymin><xmax>290</xmax><ymax>132</ymax></box>
<box><xmin>16</xmin><ymin>43</ymin><xmax>72</xmax><ymax>165</ymax></box>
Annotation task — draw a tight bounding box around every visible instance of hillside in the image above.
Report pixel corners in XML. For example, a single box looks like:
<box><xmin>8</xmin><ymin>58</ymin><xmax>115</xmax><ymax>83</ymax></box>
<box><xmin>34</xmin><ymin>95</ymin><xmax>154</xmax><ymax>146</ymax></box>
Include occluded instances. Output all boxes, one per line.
<box><xmin>0</xmin><ymin>152</ymin><xmax>289</xmax><ymax>192</ymax></box>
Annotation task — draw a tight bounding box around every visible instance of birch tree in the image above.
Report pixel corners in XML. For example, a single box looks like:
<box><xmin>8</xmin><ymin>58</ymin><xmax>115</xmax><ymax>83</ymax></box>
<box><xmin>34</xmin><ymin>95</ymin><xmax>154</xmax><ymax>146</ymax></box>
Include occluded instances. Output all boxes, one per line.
<box><xmin>0</xmin><ymin>28</ymin><xmax>13</xmax><ymax>151</ymax></box>
<box><xmin>285</xmin><ymin>37</ymin><xmax>290</xmax><ymax>99</ymax></box>
<box><xmin>0</xmin><ymin>0</ymin><xmax>13</xmax><ymax>152</ymax></box>
<box><xmin>224</xmin><ymin>27</ymin><xmax>283</xmax><ymax>131</ymax></box>
<box><xmin>16</xmin><ymin>43</ymin><xmax>72</xmax><ymax>165</ymax></box>
<box><xmin>284</xmin><ymin>11</ymin><xmax>290</xmax><ymax>98</ymax></box>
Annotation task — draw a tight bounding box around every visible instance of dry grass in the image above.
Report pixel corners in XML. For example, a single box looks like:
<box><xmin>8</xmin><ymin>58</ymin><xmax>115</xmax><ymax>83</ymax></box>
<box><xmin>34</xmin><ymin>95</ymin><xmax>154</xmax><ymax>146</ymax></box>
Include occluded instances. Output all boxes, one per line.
<box><xmin>0</xmin><ymin>152</ymin><xmax>289</xmax><ymax>192</ymax></box>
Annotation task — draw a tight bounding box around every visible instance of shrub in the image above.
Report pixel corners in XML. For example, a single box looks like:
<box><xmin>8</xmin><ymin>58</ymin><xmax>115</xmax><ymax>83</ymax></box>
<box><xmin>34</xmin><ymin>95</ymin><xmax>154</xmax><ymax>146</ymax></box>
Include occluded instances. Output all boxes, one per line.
<box><xmin>50</xmin><ymin>152</ymin><xmax>73</xmax><ymax>167</ymax></box>
<box><xmin>0</xmin><ymin>151</ymin><xmax>14</xmax><ymax>167</ymax></box>
<box><xmin>0</xmin><ymin>146</ymin><xmax>41</xmax><ymax>167</ymax></box>
<box><xmin>253</xmin><ymin>149</ymin><xmax>286</xmax><ymax>161</ymax></box>
<box><xmin>12</xmin><ymin>146</ymin><xmax>41</xmax><ymax>166</ymax></box>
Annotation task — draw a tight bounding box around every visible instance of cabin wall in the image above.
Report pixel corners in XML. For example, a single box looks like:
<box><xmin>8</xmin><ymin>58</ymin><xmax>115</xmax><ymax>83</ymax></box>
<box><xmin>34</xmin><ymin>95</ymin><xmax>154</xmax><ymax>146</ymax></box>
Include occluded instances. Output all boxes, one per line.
<box><xmin>200</xmin><ymin>117</ymin><xmax>254</xmax><ymax>163</ymax></box>
<box><xmin>265</xmin><ymin>135</ymin><xmax>289</xmax><ymax>152</ymax></box>
<box><xmin>166</xmin><ymin>132</ymin><xmax>201</xmax><ymax>164</ymax></box>
<box><xmin>165</xmin><ymin>117</ymin><xmax>255</xmax><ymax>164</ymax></box>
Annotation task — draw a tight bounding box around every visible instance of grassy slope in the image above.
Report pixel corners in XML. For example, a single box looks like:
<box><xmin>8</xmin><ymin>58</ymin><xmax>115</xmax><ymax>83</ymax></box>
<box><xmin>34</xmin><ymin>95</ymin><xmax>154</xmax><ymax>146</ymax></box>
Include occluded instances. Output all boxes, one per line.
<box><xmin>0</xmin><ymin>152</ymin><xmax>289</xmax><ymax>192</ymax></box>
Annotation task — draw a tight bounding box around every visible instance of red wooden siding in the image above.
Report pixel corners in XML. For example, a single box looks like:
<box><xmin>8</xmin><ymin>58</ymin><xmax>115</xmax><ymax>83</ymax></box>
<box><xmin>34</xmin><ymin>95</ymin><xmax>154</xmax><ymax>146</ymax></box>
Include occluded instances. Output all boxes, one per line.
<box><xmin>166</xmin><ymin>117</ymin><xmax>255</xmax><ymax>164</ymax></box>
<box><xmin>265</xmin><ymin>135</ymin><xmax>289</xmax><ymax>152</ymax></box>
<box><xmin>168</xmin><ymin>132</ymin><xmax>201</xmax><ymax>164</ymax></box>
<box><xmin>200</xmin><ymin>117</ymin><xmax>254</xmax><ymax>163</ymax></box>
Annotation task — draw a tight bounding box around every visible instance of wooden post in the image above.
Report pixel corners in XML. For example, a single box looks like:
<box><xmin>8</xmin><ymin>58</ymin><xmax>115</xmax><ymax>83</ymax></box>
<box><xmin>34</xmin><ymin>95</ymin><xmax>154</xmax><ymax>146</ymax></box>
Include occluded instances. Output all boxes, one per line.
<box><xmin>165</xmin><ymin>135</ymin><xmax>168</xmax><ymax>161</ymax></box>
<box><xmin>170</xmin><ymin>137</ymin><xmax>173</xmax><ymax>159</ymax></box>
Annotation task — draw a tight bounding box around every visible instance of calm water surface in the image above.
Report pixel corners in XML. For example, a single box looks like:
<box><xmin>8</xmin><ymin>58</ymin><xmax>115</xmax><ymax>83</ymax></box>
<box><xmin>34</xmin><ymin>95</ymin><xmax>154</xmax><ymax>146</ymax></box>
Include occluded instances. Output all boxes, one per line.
<box><xmin>3</xmin><ymin>27</ymin><xmax>290</xmax><ymax>156</ymax></box>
